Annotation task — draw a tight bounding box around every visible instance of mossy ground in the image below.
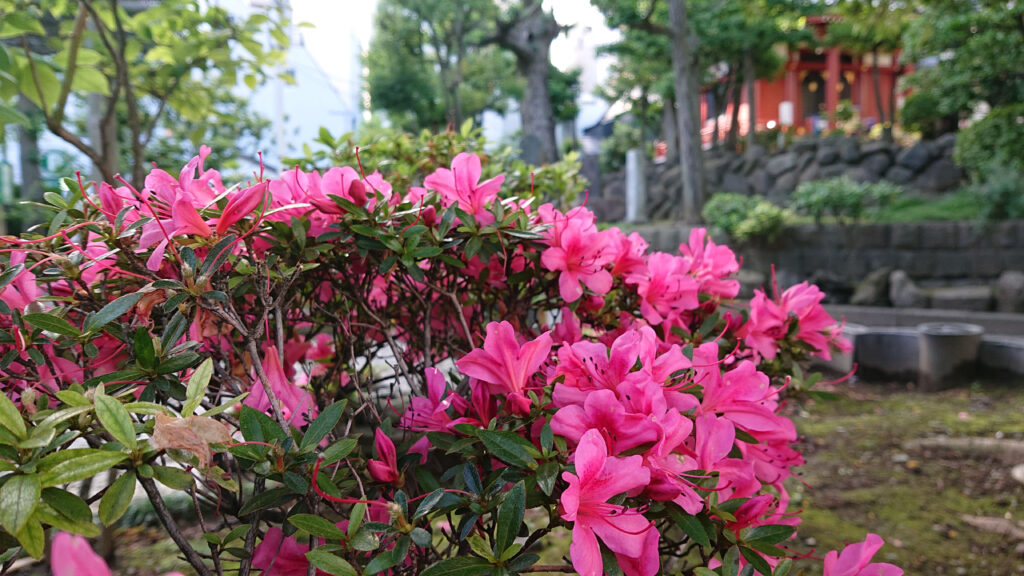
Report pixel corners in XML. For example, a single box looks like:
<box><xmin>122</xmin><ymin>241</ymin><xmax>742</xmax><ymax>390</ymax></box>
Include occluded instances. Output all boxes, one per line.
<box><xmin>788</xmin><ymin>379</ymin><xmax>1024</xmax><ymax>575</ymax></box>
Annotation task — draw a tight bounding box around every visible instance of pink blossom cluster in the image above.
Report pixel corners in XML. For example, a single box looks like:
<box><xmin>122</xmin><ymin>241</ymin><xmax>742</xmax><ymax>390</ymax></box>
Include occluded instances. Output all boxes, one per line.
<box><xmin>0</xmin><ymin>148</ymin><xmax>888</xmax><ymax>576</ymax></box>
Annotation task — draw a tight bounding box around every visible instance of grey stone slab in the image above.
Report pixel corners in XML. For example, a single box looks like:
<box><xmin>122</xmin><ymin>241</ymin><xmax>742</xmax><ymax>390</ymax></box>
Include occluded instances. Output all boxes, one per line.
<box><xmin>930</xmin><ymin>285</ymin><xmax>992</xmax><ymax>311</ymax></box>
<box><xmin>919</xmin><ymin>222</ymin><xmax>958</xmax><ymax>249</ymax></box>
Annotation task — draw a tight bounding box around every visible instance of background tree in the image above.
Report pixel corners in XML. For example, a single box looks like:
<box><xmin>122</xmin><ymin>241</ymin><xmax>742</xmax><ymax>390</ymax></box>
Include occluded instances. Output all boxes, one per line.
<box><xmin>902</xmin><ymin>0</ymin><xmax>1024</xmax><ymax>121</ymax></box>
<box><xmin>366</xmin><ymin>0</ymin><xmax>519</xmax><ymax>132</ymax></box>
<box><xmin>826</xmin><ymin>0</ymin><xmax>911</xmax><ymax>141</ymax></box>
<box><xmin>0</xmin><ymin>0</ymin><xmax>287</xmax><ymax>187</ymax></box>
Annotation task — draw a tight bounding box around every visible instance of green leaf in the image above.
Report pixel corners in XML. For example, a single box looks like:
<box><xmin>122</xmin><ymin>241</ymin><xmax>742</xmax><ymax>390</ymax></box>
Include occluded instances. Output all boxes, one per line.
<box><xmin>412</xmin><ymin>488</ymin><xmax>446</xmax><ymax>520</ymax></box>
<box><xmin>475</xmin><ymin>430</ymin><xmax>538</xmax><ymax>470</ymax></box>
<box><xmin>152</xmin><ymin>465</ymin><xmax>194</xmax><ymax>491</ymax></box>
<box><xmin>349</xmin><ymin>529</ymin><xmax>380</xmax><ymax>551</ymax></box>
<box><xmin>0</xmin><ymin>104</ymin><xmax>28</xmax><ymax>127</ymax></box>
<box><xmin>38</xmin><ymin>451</ymin><xmax>128</xmax><ymax>487</ymax></box>
<box><xmin>694</xmin><ymin>568</ymin><xmax>719</xmax><ymax>576</ymax></box>
<box><xmin>321</xmin><ymin>437</ymin><xmax>358</xmax><ymax>466</ymax></box>
<box><xmin>668</xmin><ymin>505</ymin><xmax>711</xmax><ymax>549</ymax></box>
<box><xmin>494</xmin><ymin>481</ymin><xmax>525</xmax><ymax>554</ymax></box>
<box><xmin>773</xmin><ymin>558</ymin><xmax>793</xmax><ymax>576</ymax></box>
<box><xmin>15</xmin><ymin>519</ymin><xmax>44</xmax><ymax>559</ymax></box>
<box><xmin>305</xmin><ymin>549</ymin><xmax>357</xmax><ymax>576</ymax></box>
<box><xmin>745</xmin><ymin>525</ymin><xmax>796</xmax><ymax>546</ymax></box>
<box><xmin>364</xmin><ymin>536</ymin><xmax>409</xmax><ymax>575</ymax></box>
<box><xmin>289</xmin><ymin>514</ymin><xmax>346</xmax><ymax>539</ymax></box>
<box><xmin>202</xmin><ymin>393</ymin><xmax>248</xmax><ymax>418</ymax></box>
<box><xmin>410</xmin><ymin>527</ymin><xmax>431</xmax><ymax>547</ymax></box>
<box><xmin>94</xmin><ymin>391</ymin><xmax>137</xmax><ymax>451</ymax></box>
<box><xmin>134</xmin><ymin>327</ymin><xmax>156</xmax><ymax>371</ymax></box>
<box><xmin>348</xmin><ymin>502</ymin><xmax>366</xmax><ymax>537</ymax></box>
<box><xmin>300</xmin><ymin>400</ymin><xmax>346</xmax><ymax>451</ymax></box>
<box><xmin>183</xmin><ymin>358</ymin><xmax>213</xmax><ymax>416</ymax></box>
<box><xmin>70</xmin><ymin>67</ymin><xmax>109</xmax><ymax>95</ymax></box>
<box><xmin>0</xmin><ymin>390</ymin><xmax>26</xmax><ymax>439</ymax></box>
<box><xmin>536</xmin><ymin>461</ymin><xmax>558</xmax><ymax>497</ymax></box>
<box><xmin>238</xmin><ymin>486</ymin><xmax>293</xmax><ymax>516</ymax></box>
<box><xmin>23</xmin><ymin>313</ymin><xmax>81</xmax><ymax>338</ymax></box>
<box><xmin>41</xmin><ymin>488</ymin><xmax>92</xmax><ymax>524</ymax></box>
<box><xmin>84</xmin><ymin>292</ymin><xmax>144</xmax><ymax>333</ymax></box>
<box><xmin>421</xmin><ymin>557</ymin><xmax>494</xmax><ymax>576</ymax></box>
<box><xmin>740</xmin><ymin>547</ymin><xmax>773</xmax><ymax>576</ymax></box>
<box><xmin>0</xmin><ymin>264</ymin><xmax>25</xmax><ymax>291</ymax></box>
<box><xmin>2</xmin><ymin>11</ymin><xmax>46</xmax><ymax>35</ymax></box>
<box><xmin>199</xmin><ymin>234</ymin><xmax>237</xmax><ymax>278</ymax></box>
<box><xmin>723</xmin><ymin>546</ymin><xmax>740</xmax><ymax>576</ymax></box>
<box><xmin>99</xmin><ymin>470</ymin><xmax>136</xmax><ymax>526</ymax></box>
<box><xmin>156</xmin><ymin>352</ymin><xmax>201</xmax><ymax>375</ymax></box>
<box><xmin>34</xmin><ymin>502</ymin><xmax>99</xmax><ymax>538</ymax></box>
<box><xmin>0</xmin><ymin>474</ymin><xmax>40</xmax><ymax>534</ymax></box>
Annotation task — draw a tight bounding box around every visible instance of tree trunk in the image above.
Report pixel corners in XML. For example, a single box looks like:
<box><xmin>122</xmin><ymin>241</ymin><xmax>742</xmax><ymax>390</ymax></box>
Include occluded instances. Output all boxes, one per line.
<box><xmin>727</xmin><ymin>66</ymin><xmax>742</xmax><ymax>151</ymax></box>
<box><xmin>497</xmin><ymin>1</ymin><xmax>560</xmax><ymax>164</ymax></box>
<box><xmin>872</xmin><ymin>47</ymin><xmax>891</xmax><ymax>142</ymax></box>
<box><xmin>667</xmin><ymin>0</ymin><xmax>704</xmax><ymax>223</ymax></box>
<box><xmin>744</xmin><ymin>49</ymin><xmax>756</xmax><ymax>151</ymax></box>
<box><xmin>661</xmin><ymin>100</ymin><xmax>677</xmax><ymax>162</ymax></box>
<box><xmin>16</xmin><ymin>96</ymin><xmax>43</xmax><ymax>204</ymax></box>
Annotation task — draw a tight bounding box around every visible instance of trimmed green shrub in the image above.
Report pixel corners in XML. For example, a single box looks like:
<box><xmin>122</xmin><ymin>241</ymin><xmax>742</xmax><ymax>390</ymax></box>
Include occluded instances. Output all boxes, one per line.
<box><xmin>790</xmin><ymin>177</ymin><xmax>900</xmax><ymax>224</ymax></box>
<box><xmin>702</xmin><ymin>192</ymin><xmax>790</xmax><ymax>243</ymax></box>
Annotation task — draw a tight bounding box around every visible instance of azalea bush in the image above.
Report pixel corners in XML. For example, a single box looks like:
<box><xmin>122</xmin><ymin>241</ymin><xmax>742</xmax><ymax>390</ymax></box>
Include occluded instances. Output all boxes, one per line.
<box><xmin>0</xmin><ymin>146</ymin><xmax>901</xmax><ymax>576</ymax></box>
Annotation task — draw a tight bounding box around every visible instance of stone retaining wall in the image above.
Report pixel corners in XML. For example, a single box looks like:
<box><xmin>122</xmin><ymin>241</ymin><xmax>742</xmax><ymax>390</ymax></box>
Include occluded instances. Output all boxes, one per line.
<box><xmin>635</xmin><ymin>220</ymin><xmax>1024</xmax><ymax>301</ymax></box>
<box><xmin>593</xmin><ymin>134</ymin><xmax>964</xmax><ymax>222</ymax></box>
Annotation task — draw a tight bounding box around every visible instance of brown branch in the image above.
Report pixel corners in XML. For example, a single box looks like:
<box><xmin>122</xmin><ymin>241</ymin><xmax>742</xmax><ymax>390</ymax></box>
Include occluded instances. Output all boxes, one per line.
<box><xmin>54</xmin><ymin>4</ymin><xmax>89</xmax><ymax>125</ymax></box>
<box><xmin>519</xmin><ymin>566</ymin><xmax>576</xmax><ymax>573</ymax></box>
<box><xmin>138</xmin><ymin>476</ymin><xmax>214</xmax><ymax>576</ymax></box>
<box><xmin>237</xmin><ymin>477</ymin><xmax>265</xmax><ymax>576</ymax></box>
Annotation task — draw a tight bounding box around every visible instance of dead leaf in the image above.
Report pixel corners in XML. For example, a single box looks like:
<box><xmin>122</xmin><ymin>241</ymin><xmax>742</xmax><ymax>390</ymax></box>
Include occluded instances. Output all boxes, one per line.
<box><xmin>150</xmin><ymin>413</ymin><xmax>232</xmax><ymax>469</ymax></box>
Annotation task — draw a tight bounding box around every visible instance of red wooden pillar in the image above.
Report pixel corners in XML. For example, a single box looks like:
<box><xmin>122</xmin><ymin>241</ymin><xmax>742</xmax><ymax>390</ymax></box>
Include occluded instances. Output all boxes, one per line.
<box><xmin>826</xmin><ymin>47</ymin><xmax>840</xmax><ymax>128</ymax></box>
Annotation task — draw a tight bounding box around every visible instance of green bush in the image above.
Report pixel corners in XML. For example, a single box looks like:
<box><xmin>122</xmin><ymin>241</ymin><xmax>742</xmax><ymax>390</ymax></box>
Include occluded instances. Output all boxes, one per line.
<box><xmin>702</xmin><ymin>192</ymin><xmax>790</xmax><ymax>243</ymax></box>
<box><xmin>901</xmin><ymin>92</ymin><xmax>951</xmax><ymax>139</ymax></box>
<box><xmin>790</xmin><ymin>177</ymin><xmax>900</xmax><ymax>224</ymax></box>
<box><xmin>969</xmin><ymin>168</ymin><xmax>1024</xmax><ymax>220</ymax></box>
<box><xmin>954</xmin><ymin>103</ymin><xmax>1024</xmax><ymax>179</ymax></box>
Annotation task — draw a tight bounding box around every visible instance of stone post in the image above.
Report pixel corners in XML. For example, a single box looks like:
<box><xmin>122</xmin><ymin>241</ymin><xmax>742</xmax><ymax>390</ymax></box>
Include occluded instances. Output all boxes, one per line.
<box><xmin>917</xmin><ymin>322</ymin><xmax>984</xmax><ymax>391</ymax></box>
<box><xmin>625</xmin><ymin>148</ymin><xmax>647</xmax><ymax>223</ymax></box>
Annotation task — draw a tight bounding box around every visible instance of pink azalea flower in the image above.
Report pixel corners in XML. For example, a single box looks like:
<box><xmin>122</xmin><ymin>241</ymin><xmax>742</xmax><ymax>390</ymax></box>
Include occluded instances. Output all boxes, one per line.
<box><xmin>625</xmin><ymin>252</ymin><xmax>699</xmax><ymax>327</ymax></box>
<box><xmin>680</xmin><ymin>228</ymin><xmax>740</xmax><ymax>299</ymax></box>
<box><xmin>244</xmin><ymin>345</ymin><xmax>317</xmax><ymax>427</ymax></box>
<box><xmin>52</xmin><ymin>532</ymin><xmax>185</xmax><ymax>576</ymax></box>
<box><xmin>423</xmin><ymin>152</ymin><xmax>504</xmax><ymax>223</ymax></box>
<box><xmin>739</xmin><ymin>282</ymin><xmax>848</xmax><ymax>361</ymax></box>
<box><xmin>456</xmin><ymin>321</ymin><xmax>552</xmax><ymax>414</ymax></box>
<box><xmin>550</xmin><ymin>389</ymin><xmax>661</xmax><ymax>455</ymax></box>
<box><xmin>252</xmin><ymin>526</ymin><xmax>318</xmax><ymax>576</ymax></box>
<box><xmin>401</xmin><ymin>367</ymin><xmax>467</xmax><ymax>433</ymax></box>
<box><xmin>51</xmin><ymin>532</ymin><xmax>111</xmax><ymax>576</ymax></box>
<box><xmin>0</xmin><ymin>251</ymin><xmax>37</xmax><ymax>311</ymax></box>
<box><xmin>367</xmin><ymin>428</ymin><xmax>401</xmax><ymax>484</ymax></box>
<box><xmin>824</xmin><ymin>534</ymin><xmax>903</xmax><ymax>576</ymax></box>
<box><xmin>216</xmin><ymin>181</ymin><xmax>268</xmax><ymax>236</ymax></box>
<box><xmin>560</xmin><ymin>429</ymin><xmax>659</xmax><ymax>576</ymax></box>
<box><xmin>540</xmin><ymin>214</ymin><xmax>615</xmax><ymax>303</ymax></box>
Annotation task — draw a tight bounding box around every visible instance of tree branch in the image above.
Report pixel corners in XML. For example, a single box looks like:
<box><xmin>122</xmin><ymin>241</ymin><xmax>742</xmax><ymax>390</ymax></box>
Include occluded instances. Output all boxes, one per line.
<box><xmin>54</xmin><ymin>4</ymin><xmax>89</xmax><ymax>126</ymax></box>
<box><xmin>139</xmin><ymin>476</ymin><xmax>214</xmax><ymax>576</ymax></box>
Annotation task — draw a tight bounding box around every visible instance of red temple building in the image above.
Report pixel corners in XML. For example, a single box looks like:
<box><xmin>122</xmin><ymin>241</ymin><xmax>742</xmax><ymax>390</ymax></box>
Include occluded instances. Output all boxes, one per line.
<box><xmin>700</xmin><ymin>15</ymin><xmax>903</xmax><ymax>146</ymax></box>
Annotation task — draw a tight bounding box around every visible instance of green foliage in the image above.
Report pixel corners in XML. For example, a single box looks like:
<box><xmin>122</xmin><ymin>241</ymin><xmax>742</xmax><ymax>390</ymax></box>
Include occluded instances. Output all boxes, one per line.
<box><xmin>903</xmin><ymin>0</ymin><xmax>1024</xmax><ymax>117</ymax></box>
<box><xmin>791</xmin><ymin>177</ymin><xmax>900</xmax><ymax>224</ymax></box>
<box><xmin>702</xmin><ymin>193</ymin><xmax>791</xmax><ymax>243</ymax></box>
<box><xmin>288</xmin><ymin>122</ymin><xmax>587</xmax><ymax>207</ymax></box>
<box><xmin>0</xmin><ymin>0</ymin><xmax>286</xmax><ymax>182</ymax></box>
<box><xmin>874</xmin><ymin>189</ymin><xmax>982</xmax><ymax>223</ymax></box>
<box><xmin>967</xmin><ymin>169</ymin><xmax>1024</xmax><ymax>221</ymax></box>
<box><xmin>954</xmin><ymin>103</ymin><xmax>1024</xmax><ymax>180</ymax></box>
<box><xmin>900</xmin><ymin>92</ymin><xmax>949</xmax><ymax>139</ymax></box>
<box><xmin>365</xmin><ymin>0</ymin><xmax>523</xmax><ymax>131</ymax></box>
